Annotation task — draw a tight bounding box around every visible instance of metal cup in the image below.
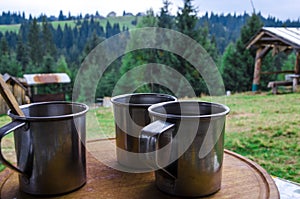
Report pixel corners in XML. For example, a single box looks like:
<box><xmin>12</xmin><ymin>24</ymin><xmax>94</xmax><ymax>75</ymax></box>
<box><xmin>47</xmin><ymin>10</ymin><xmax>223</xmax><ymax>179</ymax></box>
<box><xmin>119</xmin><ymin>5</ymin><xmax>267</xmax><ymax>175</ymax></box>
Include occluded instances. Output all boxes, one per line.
<box><xmin>0</xmin><ymin>101</ymin><xmax>88</xmax><ymax>196</ymax></box>
<box><xmin>140</xmin><ymin>101</ymin><xmax>230</xmax><ymax>197</ymax></box>
<box><xmin>111</xmin><ymin>93</ymin><xmax>177</xmax><ymax>169</ymax></box>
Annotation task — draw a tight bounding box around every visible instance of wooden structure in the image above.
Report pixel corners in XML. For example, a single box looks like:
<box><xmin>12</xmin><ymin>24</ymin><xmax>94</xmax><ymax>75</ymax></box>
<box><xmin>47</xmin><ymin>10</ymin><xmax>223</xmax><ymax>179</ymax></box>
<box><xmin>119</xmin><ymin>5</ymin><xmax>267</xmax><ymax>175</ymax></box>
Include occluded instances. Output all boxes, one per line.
<box><xmin>23</xmin><ymin>73</ymin><xmax>71</xmax><ymax>102</ymax></box>
<box><xmin>0</xmin><ymin>73</ymin><xmax>29</xmax><ymax>114</ymax></box>
<box><xmin>247</xmin><ymin>27</ymin><xmax>300</xmax><ymax>93</ymax></box>
<box><xmin>0</xmin><ymin>139</ymin><xmax>279</xmax><ymax>198</ymax></box>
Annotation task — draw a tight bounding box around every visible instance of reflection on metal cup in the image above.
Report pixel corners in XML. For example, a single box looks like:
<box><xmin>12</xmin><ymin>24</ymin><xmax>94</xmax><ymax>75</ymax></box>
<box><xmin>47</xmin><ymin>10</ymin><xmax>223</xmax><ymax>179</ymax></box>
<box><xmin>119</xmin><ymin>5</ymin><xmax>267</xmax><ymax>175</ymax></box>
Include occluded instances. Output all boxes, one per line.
<box><xmin>111</xmin><ymin>93</ymin><xmax>177</xmax><ymax>169</ymax></box>
<box><xmin>140</xmin><ymin>101</ymin><xmax>230</xmax><ymax>197</ymax></box>
<box><xmin>0</xmin><ymin>101</ymin><xmax>88</xmax><ymax>196</ymax></box>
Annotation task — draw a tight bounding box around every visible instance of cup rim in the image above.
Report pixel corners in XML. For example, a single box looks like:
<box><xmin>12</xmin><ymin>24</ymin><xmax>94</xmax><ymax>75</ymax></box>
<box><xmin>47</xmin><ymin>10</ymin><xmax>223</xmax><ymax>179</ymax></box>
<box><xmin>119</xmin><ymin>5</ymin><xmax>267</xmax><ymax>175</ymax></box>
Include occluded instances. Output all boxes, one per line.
<box><xmin>110</xmin><ymin>93</ymin><xmax>177</xmax><ymax>107</ymax></box>
<box><xmin>8</xmin><ymin>101</ymin><xmax>89</xmax><ymax>121</ymax></box>
<box><xmin>148</xmin><ymin>100</ymin><xmax>230</xmax><ymax>119</ymax></box>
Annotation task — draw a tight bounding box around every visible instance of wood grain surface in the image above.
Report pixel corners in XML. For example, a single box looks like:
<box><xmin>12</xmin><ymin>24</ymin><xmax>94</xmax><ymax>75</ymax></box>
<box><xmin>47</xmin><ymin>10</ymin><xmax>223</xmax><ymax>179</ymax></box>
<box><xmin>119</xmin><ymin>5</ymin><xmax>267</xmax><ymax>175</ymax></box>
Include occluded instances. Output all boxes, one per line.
<box><xmin>0</xmin><ymin>139</ymin><xmax>279</xmax><ymax>199</ymax></box>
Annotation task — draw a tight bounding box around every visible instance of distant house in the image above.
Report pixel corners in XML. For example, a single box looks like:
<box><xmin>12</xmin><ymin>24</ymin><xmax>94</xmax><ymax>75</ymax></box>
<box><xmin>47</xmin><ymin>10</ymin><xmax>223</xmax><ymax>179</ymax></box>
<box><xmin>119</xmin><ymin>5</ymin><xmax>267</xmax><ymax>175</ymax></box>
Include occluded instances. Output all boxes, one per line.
<box><xmin>136</xmin><ymin>12</ymin><xmax>146</xmax><ymax>17</ymax></box>
<box><xmin>107</xmin><ymin>11</ymin><xmax>117</xmax><ymax>17</ymax></box>
<box><xmin>49</xmin><ymin>15</ymin><xmax>58</xmax><ymax>21</ymax></box>
<box><xmin>0</xmin><ymin>73</ymin><xmax>29</xmax><ymax>114</ymax></box>
<box><xmin>123</xmin><ymin>11</ymin><xmax>134</xmax><ymax>17</ymax></box>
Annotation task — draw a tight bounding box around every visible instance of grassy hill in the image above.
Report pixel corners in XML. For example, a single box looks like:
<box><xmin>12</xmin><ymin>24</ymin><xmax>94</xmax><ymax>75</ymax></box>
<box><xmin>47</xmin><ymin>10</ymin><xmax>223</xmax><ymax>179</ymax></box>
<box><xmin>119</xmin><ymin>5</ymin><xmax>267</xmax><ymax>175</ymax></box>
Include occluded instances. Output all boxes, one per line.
<box><xmin>0</xmin><ymin>23</ymin><xmax>20</xmax><ymax>33</ymax></box>
<box><xmin>0</xmin><ymin>16</ymin><xmax>140</xmax><ymax>33</ymax></box>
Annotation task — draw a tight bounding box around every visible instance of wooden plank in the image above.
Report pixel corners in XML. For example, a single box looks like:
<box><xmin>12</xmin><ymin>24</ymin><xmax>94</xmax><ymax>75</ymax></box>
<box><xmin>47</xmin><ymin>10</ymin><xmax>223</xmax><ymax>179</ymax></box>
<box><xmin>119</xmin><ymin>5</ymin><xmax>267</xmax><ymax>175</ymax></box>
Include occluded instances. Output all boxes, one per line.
<box><xmin>268</xmin><ymin>81</ymin><xmax>293</xmax><ymax>87</ymax></box>
<box><xmin>0</xmin><ymin>75</ymin><xmax>24</xmax><ymax>116</ymax></box>
<box><xmin>295</xmin><ymin>51</ymin><xmax>300</xmax><ymax>74</ymax></box>
<box><xmin>267</xmin><ymin>81</ymin><xmax>293</xmax><ymax>94</ymax></box>
<box><xmin>246</xmin><ymin>31</ymin><xmax>265</xmax><ymax>49</ymax></box>
<box><xmin>257</xmin><ymin>45</ymin><xmax>272</xmax><ymax>59</ymax></box>
<box><xmin>261</xmin><ymin>70</ymin><xmax>294</xmax><ymax>75</ymax></box>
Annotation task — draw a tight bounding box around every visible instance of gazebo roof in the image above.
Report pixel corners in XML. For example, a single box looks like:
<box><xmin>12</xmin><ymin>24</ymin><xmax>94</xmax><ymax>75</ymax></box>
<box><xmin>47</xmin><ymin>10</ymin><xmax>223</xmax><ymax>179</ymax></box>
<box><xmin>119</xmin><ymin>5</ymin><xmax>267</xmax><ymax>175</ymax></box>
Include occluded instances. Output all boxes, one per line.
<box><xmin>247</xmin><ymin>27</ymin><xmax>300</xmax><ymax>51</ymax></box>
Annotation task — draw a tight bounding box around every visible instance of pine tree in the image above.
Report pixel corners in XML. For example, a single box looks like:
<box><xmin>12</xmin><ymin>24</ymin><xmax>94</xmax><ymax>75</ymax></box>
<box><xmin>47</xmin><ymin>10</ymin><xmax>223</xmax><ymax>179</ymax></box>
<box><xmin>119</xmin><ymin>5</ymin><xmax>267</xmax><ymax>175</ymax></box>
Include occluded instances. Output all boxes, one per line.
<box><xmin>118</xmin><ymin>9</ymin><xmax>158</xmax><ymax>94</ymax></box>
<box><xmin>175</xmin><ymin>0</ymin><xmax>207</xmax><ymax>95</ymax></box>
<box><xmin>56</xmin><ymin>55</ymin><xmax>71</xmax><ymax>77</ymax></box>
<box><xmin>84</xmin><ymin>31</ymin><xmax>102</xmax><ymax>55</ymax></box>
<box><xmin>222</xmin><ymin>13</ymin><xmax>263</xmax><ymax>92</ymax></box>
<box><xmin>16</xmin><ymin>34</ymin><xmax>29</xmax><ymax>71</ymax></box>
<box><xmin>137</xmin><ymin>9</ymin><xmax>157</xmax><ymax>28</ymax></box>
<box><xmin>42</xmin><ymin>16</ymin><xmax>57</xmax><ymax>58</ymax></box>
<box><xmin>55</xmin><ymin>25</ymin><xmax>63</xmax><ymax>48</ymax></box>
<box><xmin>28</xmin><ymin>18</ymin><xmax>42</xmax><ymax>66</ymax></box>
<box><xmin>62</xmin><ymin>24</ymin><xmax>73</xmax><ymax>49</ymax></box>
<box><xmin>58</xmin><ymin>10</ymin><xmax>65</xmax><ymax>21</ymax></box>
<box><xmin>158</xmin><ymin>0</ymin><xmax>174</xmax><ymax>29</ymax></box>
<box><xmin>0</xmin><ymin>36</ymin><xmax>9</xmax><ymax>55</ymax></box>
<box><xmin>176</xmin><ymin>0</ymin><xmax>199</xmax><ymax>40</ymax></box>
<box><xmin>105</xmin><ymin>21</ymin><xmax>112</xmax><ymax>38</ymax></box>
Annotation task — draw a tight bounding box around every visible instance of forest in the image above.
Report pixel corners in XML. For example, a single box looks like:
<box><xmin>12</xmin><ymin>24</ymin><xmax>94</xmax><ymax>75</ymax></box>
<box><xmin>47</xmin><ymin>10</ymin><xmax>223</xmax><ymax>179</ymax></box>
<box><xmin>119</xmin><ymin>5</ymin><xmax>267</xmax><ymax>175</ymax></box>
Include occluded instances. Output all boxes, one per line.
<box><xmin>0</xmin><ymin>0</ymin><xmax>299</xmax><ymax>100</ymax></box>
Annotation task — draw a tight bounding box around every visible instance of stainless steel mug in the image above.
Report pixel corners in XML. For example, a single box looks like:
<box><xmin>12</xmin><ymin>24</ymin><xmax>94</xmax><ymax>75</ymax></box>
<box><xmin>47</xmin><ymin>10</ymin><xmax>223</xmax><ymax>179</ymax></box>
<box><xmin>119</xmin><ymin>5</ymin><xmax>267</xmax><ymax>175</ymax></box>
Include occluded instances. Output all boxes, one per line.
<box><xmin>111</xmin><ymin>93</ymin><xmax>176</xmax><ymax>169</ymax></box>
<box><xmin>0</xmin><ymin>101</ymin><xmax>89</xmax><ymax>196</ymax></box>
<box><xmin>140</xmin><ymin>101</ymin><xmax>230</xmax><ymax>197</ymax></box>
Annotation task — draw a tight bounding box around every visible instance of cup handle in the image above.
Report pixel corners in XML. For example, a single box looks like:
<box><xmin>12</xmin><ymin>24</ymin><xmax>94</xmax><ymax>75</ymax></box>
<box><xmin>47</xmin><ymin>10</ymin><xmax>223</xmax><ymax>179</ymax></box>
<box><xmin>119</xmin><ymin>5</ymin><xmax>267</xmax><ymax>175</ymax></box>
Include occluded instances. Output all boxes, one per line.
<box><xmin>0</xmin><ymin>120</ymin><xmax>27</xmax><ymax>175</ymax></box>
<box><xmin>140</xmin><ymin>120</ymin><xmax>175</xmax><ymax>170</ymax></box>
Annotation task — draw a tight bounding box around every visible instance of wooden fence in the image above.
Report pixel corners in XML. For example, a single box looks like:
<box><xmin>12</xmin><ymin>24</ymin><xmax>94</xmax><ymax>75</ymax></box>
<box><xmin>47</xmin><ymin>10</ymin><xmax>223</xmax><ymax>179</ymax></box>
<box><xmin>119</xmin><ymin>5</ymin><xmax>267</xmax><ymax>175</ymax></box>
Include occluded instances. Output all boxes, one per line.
<box><xmin>0</xmin><ymin>76</ymin><xmax>29</xmax><ymax>115</ymax></box>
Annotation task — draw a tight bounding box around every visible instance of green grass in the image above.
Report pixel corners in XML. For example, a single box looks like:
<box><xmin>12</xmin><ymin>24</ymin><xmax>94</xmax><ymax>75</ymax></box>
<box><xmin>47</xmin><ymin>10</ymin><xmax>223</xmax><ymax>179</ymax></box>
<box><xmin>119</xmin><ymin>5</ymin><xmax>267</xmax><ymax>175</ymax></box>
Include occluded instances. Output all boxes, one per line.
<box><xmin>86</xmin><ymin>106</ymin><xmax>115</xmax><ymax>140</ymax></box>
<box><xmin>0</xmin><ymin>16</ymin><xmax>140</xmax><ymax>33</ymax></box>
<box><xmin>0</xmin><ymin>24</ymin><xmax>20</xmax><ymax>33</ymax></box>
<box><xmin>219</xmin><ymin>92</ymin><xmax>300</xmax><ymax>183</ymax></box>
<box><xmin>0</xmin><ymin>92</ymin><xmax>299</xmax><ymax>183</ymax></box>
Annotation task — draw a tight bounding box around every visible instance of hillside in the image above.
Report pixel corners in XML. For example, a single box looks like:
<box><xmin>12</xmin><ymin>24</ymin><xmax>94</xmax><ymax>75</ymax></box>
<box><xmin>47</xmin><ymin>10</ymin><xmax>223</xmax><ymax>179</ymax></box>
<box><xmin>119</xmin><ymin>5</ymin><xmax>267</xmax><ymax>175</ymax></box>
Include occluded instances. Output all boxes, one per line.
<box><xmin>1</xmin><ymin>12</ymin><xmax>299</xmax><ymax>54</ymax></box>
<box><xmin>0</xmin><ymin>11</ymin><xmax>299</xmax><ymax>97</ymax></box>
<box><xmin>0</xmin><ymin>15</ymin><xmax>140</xmax><ymax>33</ymax></box>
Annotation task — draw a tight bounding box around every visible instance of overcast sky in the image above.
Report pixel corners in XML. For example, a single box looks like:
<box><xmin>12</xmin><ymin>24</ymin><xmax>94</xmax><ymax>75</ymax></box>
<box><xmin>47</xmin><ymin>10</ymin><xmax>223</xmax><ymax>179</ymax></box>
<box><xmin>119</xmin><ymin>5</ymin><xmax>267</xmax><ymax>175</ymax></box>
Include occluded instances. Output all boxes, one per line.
<box><xmin>1</xmin><ymin>0</ymin><xmax>299</xmax><ymax>21</ymax></box>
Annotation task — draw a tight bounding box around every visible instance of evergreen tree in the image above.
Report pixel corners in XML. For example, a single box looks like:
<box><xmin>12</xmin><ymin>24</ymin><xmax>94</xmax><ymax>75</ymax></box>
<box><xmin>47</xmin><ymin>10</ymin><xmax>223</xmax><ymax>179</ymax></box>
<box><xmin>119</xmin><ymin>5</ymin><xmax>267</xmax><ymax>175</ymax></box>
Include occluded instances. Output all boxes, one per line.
<box><xmin>105</xmin><ymin>21</ymin><xmax>113</xmax><ymax>38</ymax></box>
<box><xmin>28</xmin><ymin>18</ymin><xmax>43</xmax><ymax>66</ymax></box>
<box><xmin>84</xmin><ymin>31</ymin><xmax>102</xmax><ymax>55</ymax></box>
<box><xmin>155</xmin><ymin>0</ymin><xmax>183</xmax><ymax>94</ymax></box>
<box><xmin>158</xmin><ymin>0</ymin><xmax>174</xmax><ymax>29</ymax></box>
<box><xmin>221</xmin><ymin>43</ymin><xmax>240</xmax><ymax>91</ymax></box>
<box><xmin>56</xmin><ymin>55</ymin><xmax>71</xmax><ymax>76</ymax></box>
<box><xmin>0</xmin><ymin>54</ymin><xmax>22</xmax><ymax>77</ymax></box>
<box><xmin>55</xmin><ymin>25</ymin><xmax>63</xmax><ymax>48</ymax></box>
<box><xmin>58</xmin><ymin>10</ymin><xmax>65</xmax><ymax>21</ymax></box>
<box><xmin>222</xmin><ymin>13</ymin><xmax>263</xmax><ymax>92</ymax></box>
<box><xmin>62</xmin><ymin>24</ymin><xmax>73</xmax><ymax>49</ymax></box>
<box><xmin>42</xmin><ymin>17</ymin><xmax>57</xmax><ymax>58</ymax></box>
<box><xmin>0</xmin><ymin>36</ymin><xmax>9</xmax><ymax>55</ymax></box>
<box><xmin>137</xmin><ymin>9</ymin><xmax>157</xmax><ymax>28</ymax></box>
<box><xmin>176</xmin><ymin>0</ymin><xmax>199</xmax><ymax>40</ymax></box>
<box><xmin>41</xmin><ymin>54</ymin><xmax>56</xmax><ymax>73</ymax></box>
<box><xmin>175</xmin><ymin>0</ymin><xmax>207</xmax><ymax>95</ymax></box>
<box><xmin>19</xmin><ymin>22</ymin><xmax>30</xmax><ymax>42</ymax></box>
<box><xmin>117</xmin><ymin>9</ymin><xmax>158</xmax><ymax>94</ymax></box>
<box><xmin>16</xmin><ymin>34</ymin><xmax>29</xmax><ymax>71</ymax></box>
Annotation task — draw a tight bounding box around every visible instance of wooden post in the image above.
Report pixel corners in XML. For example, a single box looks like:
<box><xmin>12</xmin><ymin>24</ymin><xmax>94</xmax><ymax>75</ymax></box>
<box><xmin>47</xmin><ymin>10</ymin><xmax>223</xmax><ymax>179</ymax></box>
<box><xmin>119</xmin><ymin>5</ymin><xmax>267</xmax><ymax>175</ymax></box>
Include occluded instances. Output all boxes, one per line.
<box><xmin>252</xmin><ymin>47</ymin><xmax>263</xmax><ymax>92</ymax></box>
<box><xmin>295</xmin><ymin>51</ymin><xmax>300</xmax><ymax>75</ymax></box>
<box><xmin>293</xmin><ymin>51</ymin><xmax>300</xmax><ymax>92</ymax></box>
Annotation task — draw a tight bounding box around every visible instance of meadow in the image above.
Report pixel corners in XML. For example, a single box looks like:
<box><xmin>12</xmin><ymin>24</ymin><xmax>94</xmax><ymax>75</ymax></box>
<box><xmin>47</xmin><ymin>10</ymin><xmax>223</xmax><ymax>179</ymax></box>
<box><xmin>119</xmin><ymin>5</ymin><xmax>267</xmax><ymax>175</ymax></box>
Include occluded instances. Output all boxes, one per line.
<box><xmin>0</xmin><ymin>16</ymin><xmax>139</xmax><ymax>33</ymax></box>
<box><xmin>0</xmin><ymin>92</ymin><xmax>299</xmax><ymax>183</ymax></box>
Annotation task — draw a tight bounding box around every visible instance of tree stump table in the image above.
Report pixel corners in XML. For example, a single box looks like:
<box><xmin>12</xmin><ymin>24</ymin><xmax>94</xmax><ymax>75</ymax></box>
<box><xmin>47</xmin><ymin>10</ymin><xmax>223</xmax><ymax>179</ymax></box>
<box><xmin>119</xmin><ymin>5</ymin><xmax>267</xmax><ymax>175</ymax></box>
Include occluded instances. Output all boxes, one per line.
<box><xmin>0</xmin><ymin>139</ymin><xmax>279</xmax><ymax>199</ymax></box>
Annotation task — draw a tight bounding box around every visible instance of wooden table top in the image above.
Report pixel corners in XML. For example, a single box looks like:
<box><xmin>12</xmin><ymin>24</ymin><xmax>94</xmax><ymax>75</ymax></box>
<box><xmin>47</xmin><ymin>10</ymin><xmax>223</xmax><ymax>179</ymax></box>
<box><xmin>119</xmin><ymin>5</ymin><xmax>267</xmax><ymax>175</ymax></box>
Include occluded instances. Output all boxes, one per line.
<box><xmin>0</xmin><ymin>139</ymin><xmax>279</xmax><ymax>199</ymax></box>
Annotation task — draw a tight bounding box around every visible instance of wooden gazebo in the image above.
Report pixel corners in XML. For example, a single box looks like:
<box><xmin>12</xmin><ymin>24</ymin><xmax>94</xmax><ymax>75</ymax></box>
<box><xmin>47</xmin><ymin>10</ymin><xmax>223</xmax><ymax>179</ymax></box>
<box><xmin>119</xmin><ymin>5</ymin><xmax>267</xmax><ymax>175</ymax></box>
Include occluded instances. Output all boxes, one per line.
<box><xmin>247</xmin><ymin>27</ymin><xmax>300</xmax><ymax>93</ymax></box>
